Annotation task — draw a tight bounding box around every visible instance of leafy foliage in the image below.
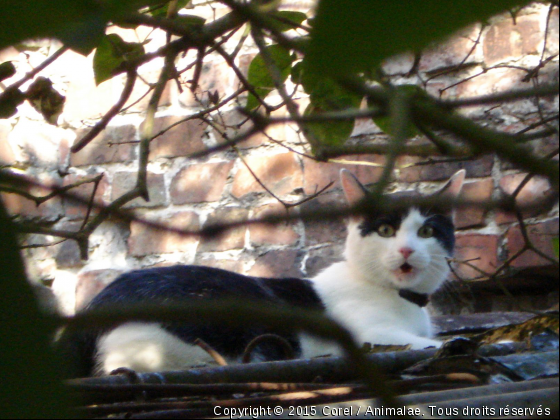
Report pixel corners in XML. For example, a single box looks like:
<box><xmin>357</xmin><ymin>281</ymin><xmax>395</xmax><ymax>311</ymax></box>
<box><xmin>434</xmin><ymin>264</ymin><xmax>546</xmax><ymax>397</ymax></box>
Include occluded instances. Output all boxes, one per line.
<box><xmin>303</xmin><ymin>103</ymin><xmax>355</xmax><ymax>147</ymax></box>
<box><xmin>268</xmin><ymin>11</ymin><xmax>308</xmax><ymax>32</ymax></box>
<box><xmin>26</xmin><ymin>77</ymin><xmax>66</xmax><ymax>125</ymax></box>
<box><xmin>0</xmin><ymin>88</ymin><xmax>25</xmax><ymax>119</ymax></box>
<box><xmin>246</xmin><ymin>44</ymin><xmax>294</xmax><ymax>111</ymax></box>
<box><xmin>0</xmin><ymin>198</ymin><xmax>70</xmax><ymax>418</ymax></box>
<box><xmin>148</xmin><ymin>0</ymin><xmax>191</xmax><ymax>17</ymax></box>
<box><xmin>294</xmin><ymin>61</ymin><xmax>362</xmax><ymax>146</ymax></box>
<box><xmin>0</xmin><ymin>0</ymin><xmax>161</xmax><ymax>55</ymax></box>
<box><xmin>93</xmin><ymin>34</ymin><xmax>145</xmax><ymax>85</ymax></box>
<box><xmin>369</xmin><ymin>85</ymin><xmax>421</xmax><ymax>139</ymax></box>
<box><xmin>0</xmin><ymin>61</ymin><xmax>16</xmax><ymax>82</ymax></box>
<box><xmin>307</xmin><ymin>0</ymin><xmax>533</xmax><ymax>77</ymax></box>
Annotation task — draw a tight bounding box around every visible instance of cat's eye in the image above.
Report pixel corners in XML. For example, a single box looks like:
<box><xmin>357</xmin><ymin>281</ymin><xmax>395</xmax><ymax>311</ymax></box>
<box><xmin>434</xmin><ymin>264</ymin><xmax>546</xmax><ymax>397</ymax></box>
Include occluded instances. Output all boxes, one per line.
<box><xmin>418</xmin><ymin>225</ymin><xmax>435</xmax><ymax>238</ymax></box>
<box><xmin>377</xmin><ymin>224</ymin><xmax>396</xmax><ymax>238</ymax></box>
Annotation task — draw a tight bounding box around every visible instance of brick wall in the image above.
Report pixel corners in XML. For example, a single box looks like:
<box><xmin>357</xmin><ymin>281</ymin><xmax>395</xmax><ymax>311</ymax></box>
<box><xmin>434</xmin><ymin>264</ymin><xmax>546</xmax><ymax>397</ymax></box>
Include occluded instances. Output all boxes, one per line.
<box><xmin>0</xmin><ymin>1</ymin><xmax>558</xmax><ymax>315</ymax></box>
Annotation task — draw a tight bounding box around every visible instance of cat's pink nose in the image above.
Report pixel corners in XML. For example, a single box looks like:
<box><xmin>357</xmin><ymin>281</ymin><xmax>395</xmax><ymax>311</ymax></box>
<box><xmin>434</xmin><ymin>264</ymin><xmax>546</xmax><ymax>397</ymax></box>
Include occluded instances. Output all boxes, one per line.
<box><xmin>400</xmin><ymin>247</ymin><xmax>414</xmax><ymax>260</ymax></box>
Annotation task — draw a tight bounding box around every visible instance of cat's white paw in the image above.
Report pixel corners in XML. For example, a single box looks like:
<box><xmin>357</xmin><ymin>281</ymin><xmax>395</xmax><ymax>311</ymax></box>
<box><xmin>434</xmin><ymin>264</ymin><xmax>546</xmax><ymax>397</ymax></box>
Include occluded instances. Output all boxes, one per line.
<box><xmin>408</xmin><ymin>337</ymin><xmax>442</xmax><ymax>350</ymax></box>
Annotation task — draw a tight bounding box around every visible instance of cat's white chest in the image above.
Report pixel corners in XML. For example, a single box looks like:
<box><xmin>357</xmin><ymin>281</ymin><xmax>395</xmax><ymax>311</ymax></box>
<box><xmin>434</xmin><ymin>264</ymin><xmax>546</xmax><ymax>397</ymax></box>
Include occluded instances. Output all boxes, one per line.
<box><xmin>302</xmin><ymin>262</ymin><xmax>439</xmax><ymax>357</ymax></box>
<box><xmin>326</xmin><ymin>283</ymin><xmax>432</xmax><ymax>339</ymax></box>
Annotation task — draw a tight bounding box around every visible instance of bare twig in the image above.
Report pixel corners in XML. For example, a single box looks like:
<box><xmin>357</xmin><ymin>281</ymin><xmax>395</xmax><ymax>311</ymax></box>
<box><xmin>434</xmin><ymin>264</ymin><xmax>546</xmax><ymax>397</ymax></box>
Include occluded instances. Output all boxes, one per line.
<box><xmin>242</xmin><ymin>334</ymin><xmax>295</xmax><ymax>363</ymax></box>
<box><xmin>194</xmin><ymin>338</ymin><xmax>228</xmax><ymax>366</ymax></box>
<box><xmin>1</xmin><ymin>46</ymin><xmax>68</xmax><ymax>93</ymax></box>
<box><xmin>71</xmin><ymin>70</ymin><xmax>138</xmax><ymax>153</ymax></box>
<box><xmin>441</xmin><ymin>83</ymin><xmax>559</xmax><ymax>108</ymax></box>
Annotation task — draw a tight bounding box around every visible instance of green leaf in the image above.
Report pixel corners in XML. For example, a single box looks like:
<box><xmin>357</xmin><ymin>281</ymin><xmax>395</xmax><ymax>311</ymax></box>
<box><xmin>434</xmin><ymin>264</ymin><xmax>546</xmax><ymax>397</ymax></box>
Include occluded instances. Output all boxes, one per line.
<box><xmin>0</xmin><ymin>89</ymin><xmax>25</xmax><ymax>119</ymax></box>
<box><xmin>0</xmin><ymin>197</ymin><xmax>71</xmax><ymax>418</ymax></box>
<box><xmin>93</xmin><ymin>34</ymin><xmax>145</xmax><ymax>85</ymax></box>
<box><xmin>0</xmin><ymin>1</ymin><xmax>162</xmax><ymax>55</ymax></box>
<box><xmin>307</xmin><ymin>0</ymin><xmax>532</xmax><ymax>77</ymax></box>
<box><xmin>302</xmin><ymin>103</ymin><xmax>355</xmax><ymax>147</ymax></box>
<box><xmin>246</xmin><ymin>44</ymin><xmax>294</xmax><ymax>111</ymax></box>
<box><xmin>553</xmin><ymin>238</ymin><xmax>559</xmax><ymax>259</ymax></box>
<box><xmin>0</xmin><ymin>62</ymin><xmax>16</xmax><ymax>83</ymax></box>
<box><xmin>25</xmin><ymin>77</ymin><xmax>66</xmax><ymax>125</ymax></box>
<box><xmin>175</xmin><ymin>14</ymin><xmax>207</xmax><ymax>28</ymax></box>
<box><xmin>291</xmin><ymin>61</ymin><xmax>304</xmax><ymax>85</ymax></box>
<box><xmin>268</xmin><ymin>11</ymin><xmax>307</xmax><ymax>32</ymax></box>
<box><xmin>149</xmin><ymin>0</ymin><xmax>191</xmax><ymax>17</ymax></box>
<box><xmin>370</xmin><ymin>85</ymin><xmax>421</xmax><ymax>139</ymax></box>
<box><xmin>297</xmin><ymin>60</ymin><xmax>363</xmax><ymax>110</ymax></box>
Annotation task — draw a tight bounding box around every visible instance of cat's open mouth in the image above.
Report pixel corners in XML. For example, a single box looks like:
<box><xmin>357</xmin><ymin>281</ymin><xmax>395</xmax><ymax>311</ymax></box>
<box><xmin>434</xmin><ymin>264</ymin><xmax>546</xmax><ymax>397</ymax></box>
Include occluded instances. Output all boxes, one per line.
<box><xmin>400</xmin><ymin>263</ymin><xmax>414</xmax><ymax>274</ymax></box>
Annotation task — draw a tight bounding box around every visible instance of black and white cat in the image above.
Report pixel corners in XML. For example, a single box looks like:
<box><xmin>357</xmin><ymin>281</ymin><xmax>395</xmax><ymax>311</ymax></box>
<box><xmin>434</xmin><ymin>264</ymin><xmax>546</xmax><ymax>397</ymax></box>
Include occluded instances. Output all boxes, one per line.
<box><xmin>68</xmin><ymin>169</ymin><xmax>465</xmax><ymax>376</ymax></box>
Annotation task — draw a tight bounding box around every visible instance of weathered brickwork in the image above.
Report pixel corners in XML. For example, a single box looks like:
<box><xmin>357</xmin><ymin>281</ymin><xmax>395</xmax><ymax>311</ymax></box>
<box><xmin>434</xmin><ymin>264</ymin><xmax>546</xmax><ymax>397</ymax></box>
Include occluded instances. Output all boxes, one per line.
<box><xmin>0</xmin><ymin>1</ymin><xmax>557</xmax><ymax>315</ymax></box>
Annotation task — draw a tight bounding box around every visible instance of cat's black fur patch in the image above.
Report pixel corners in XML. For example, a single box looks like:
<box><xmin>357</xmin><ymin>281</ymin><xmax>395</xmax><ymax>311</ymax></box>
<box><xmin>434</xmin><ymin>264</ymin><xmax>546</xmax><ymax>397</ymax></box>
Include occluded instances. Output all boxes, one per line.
<box><xmin>420</xmin><ymin>213</ymin><xmax>455</xmax><ymax>254</ymax></box>
<box><xmin>358</xmin><ymin>208</ymin><xmax>410</xmax><ymax>237</ymax></box>
<box><xmin>357</xmin><ymin>191</ymin><xmax>455</xmax><ymax>254</ymax></box>
<box><xmin>63</xmin><ymin>266</ymin><xmax>324</xmax><ymax>377</ymax></box>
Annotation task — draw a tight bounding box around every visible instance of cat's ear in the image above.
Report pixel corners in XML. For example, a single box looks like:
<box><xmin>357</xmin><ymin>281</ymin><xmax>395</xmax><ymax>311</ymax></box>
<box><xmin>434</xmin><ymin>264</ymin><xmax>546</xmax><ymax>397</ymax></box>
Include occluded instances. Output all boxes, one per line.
<box><xmin>340</xmin><ymin>169</ymin><xmax>367</xmax><ymax>206</ymax></box>
<box><xmin>437</xmin><ymin>169</ymin><xmax>466</xmax><ymax>199</ymax></box>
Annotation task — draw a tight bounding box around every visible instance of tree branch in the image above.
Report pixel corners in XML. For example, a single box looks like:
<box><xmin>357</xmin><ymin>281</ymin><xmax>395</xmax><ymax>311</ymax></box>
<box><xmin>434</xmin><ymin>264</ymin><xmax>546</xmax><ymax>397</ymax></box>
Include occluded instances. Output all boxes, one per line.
<box><xmin>71</xmin><ymin>70</ymin><xmax>138</xmax><ymax>153</ymax></box>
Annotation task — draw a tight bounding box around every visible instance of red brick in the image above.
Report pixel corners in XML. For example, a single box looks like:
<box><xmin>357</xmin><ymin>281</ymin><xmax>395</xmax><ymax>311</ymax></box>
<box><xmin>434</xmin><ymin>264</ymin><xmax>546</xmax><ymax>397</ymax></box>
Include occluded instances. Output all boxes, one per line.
<box><xmin>210</xmin><ymin>109</ymin><xmax>267</xmax><ymax>149</ymax></box>
<box><xmin>232</xmin><ymin>153</ymin><xmax>303</xmax><ymax>198</ymax></box>
<box><xmin>0</xmin><ymin>123</ymin><xmax>15</xmax><ymax>165</ymax></box>
<box><xmin>75</xmin><ymin>269</ymin><xmax>124</xmax><ymax>310</ymax></box>
<box><xmin>198</xmin><ymin>208</ymin><xmax>248</xmax><ymax>252</ymax></box>
<box><xmin>247</xmin><ymin>108</ymin><xmax>288</xmax><ymax>148</ymax></box>
<box><xmin>506</xmin><ymin>219</ymin><xmax>559</xmax><ymax>268</ymax></box>
<box><xmin>453</xmin><ymin>234</ymin><xmax>499</xmax><ymax>280</ymax></box>
<box><xmin>128</xmin><ymin>211</ymin><xmax>200</xmax><ymax>257</ymax></box>
<box><xmin>483</xmin><ymin>14</ymin><xmax>542</xmax><ymax>65</ymax></box>
<box><xmin>497</xmin><ymin>173</ymin><xmax>553</xmax><ymax>224</ymax></box>
<box><xmin>147</xmin><ymin>116</ymin><xmax>207</xmax><ymax>159</ymax></box>
<box><xmin>302</xmin><ymin>155</ymin><xmax>386</xmax><ymax>195</ymax></box>
<box><xmin>546</xmin><ymin>8</ymin><xmax>559</xmax><ymax>55</ymax></box>
<box><xmin>71</xmin><ymin>125</ymin><xmax>137</xmax><ymax>166</ymax></box>
<box><xmin>33</xmin><ymin>259</ymin><xmax>58</xmax><ymax>282</ymax></box>
<box><xmin>55</xmin><ymin>223</ymin><xmax>83</xmax><ymax>268</ymax></box>
<box><xmin>1</xmin><ymin>173</ymin><xmax>64</xmax><ymax>222</ymax></box>
<box><xmin>178</xmin><ymin>60</ymin><xmax>233</xmax><ymax>108</ymax></box>
<box><xmin>353</xmin><ymin>114</ymin><xmax>382</xmax><ymax>136</ymax></box>
<box><xmin>516</xmin><ymin>14</ymin><xmax>546</xmax><ymax>55</ymax></box>
<box><xmin>111</xmin><ymin>172</ymin><xmax>166</xmax><ymax>208</ymax></box>
<box><xmin>301</xmin><ymin>190</ymin><xmax>347</xmax><ymax>246</ymax></box>
<box><xmin>126</xmin><ymin>73</ymin><xmax>172</xmax><ymax>113</ymax></box>
<box><xmin>425</xmin><ymin>81</ymin><xmax>463</xmax><ymax>100</ymax></box>
<box><xmin>382</xmin><ymin>52</ymin><xmax>417</xmax><ymax>76</ymax></box>
<box><xmin>8</xmin><ymin>121</ymin><xmax>68</xmax><ymax>168</ymax></box>
<box><xmin>22</xmin><ymin>234</ymin><xmax>58</xmax><ymax>260</ymax></box>
<box><xmin>62</xmin><ymin>51</ymin><xmax>126</xmax><ymax>122</ymax></box>
<box><xmin>195</xmin><ymin>256</ymin><xmax>245</xmax><ymax>274</ymax></box>
<box><xmin>62</xmin><ymin>172</ymin><xmax>109</xmax><ymax>221</ymax></box>
<box><xmin>455</xmin><ymin>178</ymin><xmax>494</xmax><ymax>229</ymax></box>
<box><xmin>0</xmin><ymin>46</ymin><xmax>20</xmax><ymax>63</ymax></box>
<box><xmin>58</xmin><ymin>136</ymin><xmax>71</xmax><ymax>174</ymax></box>
<box><xmin>455</xmin><ymin>67</ymin><xmax>528</xmax><ymax>99</ymax></box>
<box><xmin>398</xmin><ymin>155</ymin><xmax>494</xmax><ymax>182</ymax></box>
<box><xmin>305</xmin><ymin>245</ymin><xmax>345</xmax><ymax>278</ymax></box>
<box><xmin>237</xmin><ymin>53</ymin><xmax>254</xmax><ymax>77</ymax></box>
<box><xmin>247</xmin><ymin>250</ymin><xmax>302</xmax><ymax>278</ymax></box>
<box><xmin>420</xmin><ymin>24</ymin><xmax>482</xmax><ymax>72</ymax></box>
<box><xmin>170</xmin><ymin>161</ymin><xmax>233</xmax><ymax>204</ymax></box>
<box><xmin>249</xmin><ymin>203</ymin><xmax>300</xmax><ymax>246</ymax></box>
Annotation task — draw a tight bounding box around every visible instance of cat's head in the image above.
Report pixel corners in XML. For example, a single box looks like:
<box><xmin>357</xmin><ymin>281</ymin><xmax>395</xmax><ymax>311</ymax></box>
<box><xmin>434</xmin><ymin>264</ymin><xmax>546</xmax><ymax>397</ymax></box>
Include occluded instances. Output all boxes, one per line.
<box><xmin>340</xmin><ymin>169</ymin><xmax>466</xmax><ymax>294</ymax></box>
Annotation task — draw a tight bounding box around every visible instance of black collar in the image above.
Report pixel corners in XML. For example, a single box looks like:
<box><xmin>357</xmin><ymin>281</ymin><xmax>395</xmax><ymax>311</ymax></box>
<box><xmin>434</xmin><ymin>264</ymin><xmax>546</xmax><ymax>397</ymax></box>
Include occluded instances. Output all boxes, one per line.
<box><xmin>398</xmin><ymin>289</ymin><xmax>430</xmax><ymax>307</ymax></box>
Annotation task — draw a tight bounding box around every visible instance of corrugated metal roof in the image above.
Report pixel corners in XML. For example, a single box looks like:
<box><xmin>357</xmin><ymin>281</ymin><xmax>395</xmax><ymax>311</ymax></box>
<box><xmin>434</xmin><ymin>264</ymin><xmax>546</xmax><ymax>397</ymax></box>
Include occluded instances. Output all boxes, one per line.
<box><xmin>67</xmin><ymin>312</ymin><xmax>559</xmax><ymax>419</ymax></box>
